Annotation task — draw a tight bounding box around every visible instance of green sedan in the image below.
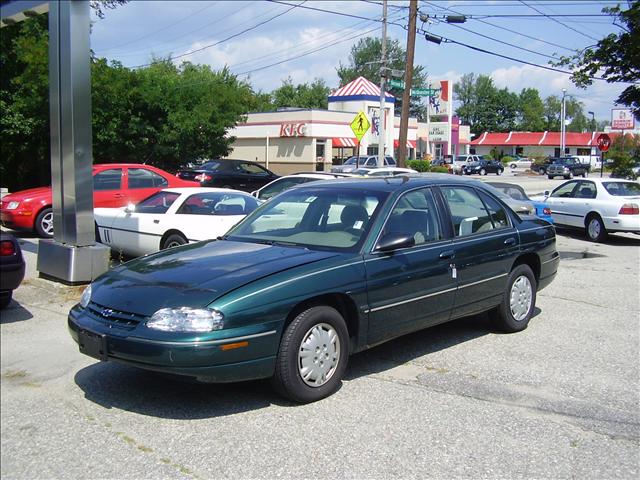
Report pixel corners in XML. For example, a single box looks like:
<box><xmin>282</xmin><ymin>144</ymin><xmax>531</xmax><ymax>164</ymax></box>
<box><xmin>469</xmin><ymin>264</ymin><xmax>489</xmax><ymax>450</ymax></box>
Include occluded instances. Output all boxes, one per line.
<box><xmin>69</xmin><ymin>175</ymin><xmax>559</xmax><ymax>403</ymax></box>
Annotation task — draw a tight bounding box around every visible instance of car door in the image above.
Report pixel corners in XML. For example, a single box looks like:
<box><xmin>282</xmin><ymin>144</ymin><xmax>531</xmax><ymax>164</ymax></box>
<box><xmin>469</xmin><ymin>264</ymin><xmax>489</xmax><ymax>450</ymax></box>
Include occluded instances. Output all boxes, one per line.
<box><xmin>110</xmin><ymin>191</ymin><xmax>181</xmax><ymax>256</ymax></box>
<box><xmin>125</xmin><ymin>167</ymin><xmax>169</xmax><ymax>204</ymax></box>
<box><xmin>92</xmin><ymin>168</ymin><xmax>125</xmax><ymax>207</ymax></box>
<box><xmin>440</xmin><ymin>186</ymin><xmax>518</xmax><ymax>319</ymax></box>
<box><xmin>364</xmin><ymin>187</ymin><xmax>456</xmax><ymax>344</ymax></box>
<box><xmin>554</xmin><ymin>180</ymin><xmax>597</xmax><ymax>225</ymax></box>
<box><xmin>239</xmin><ymin>162</ymin><xmax>273</xmax><ymax>192</ymax></box>
<box><xmin>545</xmin><ymin>181</ymin><xmax>581</xmax><ymax>226</ymax></box>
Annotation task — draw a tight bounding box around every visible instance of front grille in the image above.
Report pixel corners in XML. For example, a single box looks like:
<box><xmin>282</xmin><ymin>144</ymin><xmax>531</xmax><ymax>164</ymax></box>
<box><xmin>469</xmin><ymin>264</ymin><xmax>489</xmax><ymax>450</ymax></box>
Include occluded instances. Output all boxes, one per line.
<box><xmin>86</xmin><ymin>301</ymin><xmax>147</xmax><ymax>330</ymax></box>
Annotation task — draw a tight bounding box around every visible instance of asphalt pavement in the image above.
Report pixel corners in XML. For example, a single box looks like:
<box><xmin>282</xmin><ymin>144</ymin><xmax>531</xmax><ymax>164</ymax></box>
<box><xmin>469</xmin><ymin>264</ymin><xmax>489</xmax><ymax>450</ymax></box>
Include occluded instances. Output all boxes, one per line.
<box><xmin>1</xmin><ymin>174</ymin><xmax>639</xmax><ymax>479</ymax></box>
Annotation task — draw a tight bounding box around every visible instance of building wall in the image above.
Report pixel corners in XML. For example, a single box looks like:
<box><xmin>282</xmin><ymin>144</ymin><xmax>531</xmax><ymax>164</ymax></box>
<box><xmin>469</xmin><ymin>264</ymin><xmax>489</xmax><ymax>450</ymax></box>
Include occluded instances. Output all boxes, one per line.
<box><xmin>229</xmin><ymin>137</ymin><xmax>318</xmax><ymax>175</ymax></box>
<box><xmin>471</xmin><ymin>145</ymin><xmax>599</xmax><ymax>159</ymax></box>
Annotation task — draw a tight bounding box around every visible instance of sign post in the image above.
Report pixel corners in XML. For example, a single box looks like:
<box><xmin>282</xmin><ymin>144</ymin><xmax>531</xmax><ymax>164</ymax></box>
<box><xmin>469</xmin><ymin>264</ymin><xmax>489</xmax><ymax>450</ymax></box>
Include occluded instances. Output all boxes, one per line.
<box><xmin>350</xmin><ymin>112</ymin><xmax>371</xmax><ymax>168</ymax></box>
<box><xmin>596</xmin><ymin>133</ymin><xmax>611</xmax><ymax>178</ymax></box>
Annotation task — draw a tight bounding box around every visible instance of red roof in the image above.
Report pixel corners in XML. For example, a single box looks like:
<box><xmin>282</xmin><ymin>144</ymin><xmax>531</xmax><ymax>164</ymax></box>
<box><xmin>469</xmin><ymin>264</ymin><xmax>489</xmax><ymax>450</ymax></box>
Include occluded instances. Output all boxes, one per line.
<box><xmin>471</xmin><ymin>131</ymin><xmax>601</xmax><ymax>146</ymax></box>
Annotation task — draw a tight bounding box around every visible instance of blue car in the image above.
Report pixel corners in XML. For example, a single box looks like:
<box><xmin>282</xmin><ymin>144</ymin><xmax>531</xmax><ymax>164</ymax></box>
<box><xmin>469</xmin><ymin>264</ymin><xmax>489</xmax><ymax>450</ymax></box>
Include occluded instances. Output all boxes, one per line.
<box><xmin>487</xmin><ymin>182</ymin><xmax>553</xmax><ymax>224</ymax></box>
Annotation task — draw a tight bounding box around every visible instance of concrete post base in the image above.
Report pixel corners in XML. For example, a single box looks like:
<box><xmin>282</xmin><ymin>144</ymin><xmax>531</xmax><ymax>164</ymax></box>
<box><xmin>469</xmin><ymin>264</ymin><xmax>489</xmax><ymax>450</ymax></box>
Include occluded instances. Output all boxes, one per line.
<box><xmin>37</xmin><ymin>240</ymin><xmax>110</xmax><ymax>285</ymax></box>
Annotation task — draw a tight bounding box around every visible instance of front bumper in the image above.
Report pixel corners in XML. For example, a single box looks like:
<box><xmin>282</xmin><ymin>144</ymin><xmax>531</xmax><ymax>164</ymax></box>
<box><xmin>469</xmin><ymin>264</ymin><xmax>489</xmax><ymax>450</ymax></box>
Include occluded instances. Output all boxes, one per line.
<box><xmin>0</xmin><ymin>209</ymin><xmax>35</xmax><ymax>231</ymax></box>
<box><xmin>68</xmin><ymin>304</ymin><xmax>280</xmax><ymax>383</ymax></box>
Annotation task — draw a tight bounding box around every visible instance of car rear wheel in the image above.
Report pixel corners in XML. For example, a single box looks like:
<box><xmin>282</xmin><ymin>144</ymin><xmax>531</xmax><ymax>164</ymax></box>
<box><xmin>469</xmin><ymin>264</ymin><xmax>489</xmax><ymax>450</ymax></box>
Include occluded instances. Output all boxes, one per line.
<box><xmin>586</xmin><ymin>214</ymin><xmax>607</xmax><ymax>242</ymax></box>
<box><xmin>272</xmin><ymin>305</ymin><xmax>349</xmax><ymax>403</ymax></box>
<box><xmin>35</xmin><ymin>207</ymin><xmax>53</xmax><ymax>238</ymax></box>
<box><xmin>162</xmin><ymin>233</ymin><xmax>187</xmax><ymax>249</ymax></box>
<box><xmin>490</xmin><ymin>264</ymin><xmax>536</xmax><ymax>333</ymax></box>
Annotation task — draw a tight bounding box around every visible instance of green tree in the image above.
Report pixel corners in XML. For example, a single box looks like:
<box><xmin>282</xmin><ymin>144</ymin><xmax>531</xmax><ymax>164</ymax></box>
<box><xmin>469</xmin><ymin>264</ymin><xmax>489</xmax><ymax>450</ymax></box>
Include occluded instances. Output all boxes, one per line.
<box><xmin>454</xmin><ymin>73</ymin><xmax>476</xmax><ymax>127</ymax></box>
<box><xmin>271</xmin><ymin>77</ymin><xmax>330</xmax><ymax>110</ymax></box>
<box><xmin>518</xmin><ymin>88</ymin><xmax>545</xmax><ymax>131</ymax></box>
<box><xmin>543</xmin><ymin>95</ymin><xmax>561</xmax><ymax>131</ymax></box>
<box><xmin>337</xmin><ymin>37</ymin><xmax>428</xmax><ymax>119</ymax></box>
<box><xmin>553</xmin><ymin>1</ymin><xmax>639</xmax><ymax>118</ymax></box>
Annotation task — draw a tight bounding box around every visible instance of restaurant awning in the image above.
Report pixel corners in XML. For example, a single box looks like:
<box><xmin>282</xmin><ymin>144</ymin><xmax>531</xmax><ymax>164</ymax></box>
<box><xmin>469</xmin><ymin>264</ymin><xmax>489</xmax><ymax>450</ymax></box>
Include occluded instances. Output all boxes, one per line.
<box><xmin>393</xmin><ymin>140</ymin><xmax>417</xmax><ymax>148</ymax></box>
<box><xmin>332</xmin><ymin>138</ymin><xmax>358</xmax><ymax>147</ymax></box>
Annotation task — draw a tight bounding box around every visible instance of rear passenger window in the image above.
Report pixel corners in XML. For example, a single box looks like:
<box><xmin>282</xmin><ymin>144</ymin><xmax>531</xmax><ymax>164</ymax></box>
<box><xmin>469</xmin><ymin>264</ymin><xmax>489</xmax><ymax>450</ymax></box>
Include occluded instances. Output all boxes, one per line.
<box><xmin>93</xmin><ymin>169</ymin><xmax>122</xmax><ymax>191</ymax></box>
<box><xmin>441</xmin><ymin>187</ymin><xmax>495</xmax><ymax>237</ymax></box>
<box><xmin>128</xmin><ymin>168</ymin><xmax>168</xmax><ymax>189</ymax></box>
<box><xmin>478</xmin><ymin>191</ymin><xmax>510</xmax><ymax>229</ymax></box>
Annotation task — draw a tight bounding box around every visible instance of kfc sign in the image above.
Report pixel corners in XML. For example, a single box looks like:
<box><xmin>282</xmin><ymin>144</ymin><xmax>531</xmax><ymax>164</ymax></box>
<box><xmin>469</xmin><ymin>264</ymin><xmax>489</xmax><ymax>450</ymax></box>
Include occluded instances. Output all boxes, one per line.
<box><xmin>280</xmin><ymin>123</ymin><xmax>307</xmax><ymax>137</ymax></box>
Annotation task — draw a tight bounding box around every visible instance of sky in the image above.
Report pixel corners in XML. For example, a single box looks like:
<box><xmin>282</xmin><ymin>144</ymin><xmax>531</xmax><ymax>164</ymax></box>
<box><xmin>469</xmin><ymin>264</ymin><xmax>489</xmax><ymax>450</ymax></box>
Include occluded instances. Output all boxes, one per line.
<box><xmin>88</xmin><ymin>0</ymin><xmax>634</xmax><ymax>123</ymax></box>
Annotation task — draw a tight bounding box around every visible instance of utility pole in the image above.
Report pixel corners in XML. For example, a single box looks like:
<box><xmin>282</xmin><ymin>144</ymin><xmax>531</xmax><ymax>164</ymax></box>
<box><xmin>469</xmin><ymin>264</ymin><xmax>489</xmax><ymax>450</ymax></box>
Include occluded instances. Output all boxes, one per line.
<box><xmin>377</xmin><ymin>0</ymin><xmax>387</xmax><ymax>167</ymax></box>
<box><xmin>397</xmin><ymin>0</ymin><xmax>417</xmax><ymax>168</ymax></box>
<box><xmin>560</xmin><ymin>88</ymin><xmax>566</xmax><ymax>156</ymax></box>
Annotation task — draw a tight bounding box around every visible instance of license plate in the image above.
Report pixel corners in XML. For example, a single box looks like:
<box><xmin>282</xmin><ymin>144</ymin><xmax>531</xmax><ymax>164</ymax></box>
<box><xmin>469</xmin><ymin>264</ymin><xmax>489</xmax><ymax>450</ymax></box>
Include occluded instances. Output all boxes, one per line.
<box><xmin>78</xmin><ymin>328</ymin><xmax>108</xmax><ymax>361</ymax></box>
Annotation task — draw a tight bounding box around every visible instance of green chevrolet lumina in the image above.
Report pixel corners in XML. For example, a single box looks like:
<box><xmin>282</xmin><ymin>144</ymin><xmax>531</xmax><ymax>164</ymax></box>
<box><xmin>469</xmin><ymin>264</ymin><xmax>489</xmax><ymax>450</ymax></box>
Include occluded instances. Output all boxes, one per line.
<box><xmin>69</xmin><ymin>175</ymin><xmax>559</xmax><ymax>403</ymax></box>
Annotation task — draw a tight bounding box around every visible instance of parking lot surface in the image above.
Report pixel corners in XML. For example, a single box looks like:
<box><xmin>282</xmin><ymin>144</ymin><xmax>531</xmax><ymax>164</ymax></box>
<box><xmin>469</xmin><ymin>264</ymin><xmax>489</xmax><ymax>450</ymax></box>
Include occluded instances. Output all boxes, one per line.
<box><xmin>1</xmin><ymin>173</ymin><xmax>639</xmax><ymax>479</ymax></box>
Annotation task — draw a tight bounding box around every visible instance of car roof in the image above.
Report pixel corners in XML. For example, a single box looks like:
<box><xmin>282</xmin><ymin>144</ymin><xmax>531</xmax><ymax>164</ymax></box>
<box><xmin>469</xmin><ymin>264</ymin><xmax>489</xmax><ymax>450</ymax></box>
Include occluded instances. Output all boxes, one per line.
<box><xmin>161</xmin><ymin>187</ymin><xmax>252</xmax><ymax>195</ymax></box>
<box><xmin>300</xmin><ymin>173</ymin><xmax>500</xmax><ymax>193</ymax></box>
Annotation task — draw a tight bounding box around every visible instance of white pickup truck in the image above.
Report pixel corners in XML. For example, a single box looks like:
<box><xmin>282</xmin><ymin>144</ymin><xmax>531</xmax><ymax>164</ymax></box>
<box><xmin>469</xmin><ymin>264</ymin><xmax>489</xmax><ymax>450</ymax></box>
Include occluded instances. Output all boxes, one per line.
<box><xmin>452</xmin><ymin>154</ymin><xmax>485</xmax><ymax>175</ymax></box>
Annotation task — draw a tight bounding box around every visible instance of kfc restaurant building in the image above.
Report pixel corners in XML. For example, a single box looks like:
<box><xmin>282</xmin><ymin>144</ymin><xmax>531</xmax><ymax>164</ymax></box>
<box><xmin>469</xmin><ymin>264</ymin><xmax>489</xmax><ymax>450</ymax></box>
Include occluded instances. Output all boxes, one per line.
<box><xmin>226</xmin><ymin>77</ymin><xmax>418</xmax><ymax>174</ymax></box>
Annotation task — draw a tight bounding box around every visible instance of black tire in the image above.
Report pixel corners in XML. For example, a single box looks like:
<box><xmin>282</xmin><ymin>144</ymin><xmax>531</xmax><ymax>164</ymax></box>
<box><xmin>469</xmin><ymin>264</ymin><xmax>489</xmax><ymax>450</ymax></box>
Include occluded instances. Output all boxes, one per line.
<box><xmin>510</xmin><ymin>164</ymin><xmax>517</xmax><ymax>170</ymax></box>
<box><xmin>582</xmin><ymin>171</ymin><xmax>587</xmax><ymax>178</ymax></box>
<box><xmin>0</xmin><ymin>291</ymin><xmax>12</xmax><ymax>309</ymax></box>
<box><xmin>547</xmin><ymin>175</ymin><xmax>553</xmax><ymax>180</ymax></box>
<box><xmin>497</xmin><ymin>169</ymin><xmax>503</xmax><ymax>176</ymax></box>
<box><xmin>480</xmin><ymin>168</ymin><xmax>487</xmax><ymax>176</ymax></box>
<box><xmin>490</xmin><ymin>264</ymin><xmax>537</xmax><ymax>333</ymax></box>
<box><xmin>271</xmin><ymin>306</ymin><xmax>349</xmax><ymax>403</ymax></box>
<box><xmin>162</xmin><ymin>233</ymin><xmax>187</xmax><ymax>249</ymax></box>
<box><xmin>568</xmin><ymin>172</ymin><xmax>574</xmax><ymax>179</ymax></box>
<box><xmin>539</xmin><ymin>167</ymin><xmax>546</xmax><ymax>176</ymax></box>
<box><xmin>35</xmin><ymin>207</ymin><xmax>53</xmax><ymax>238</ymax></box>
<box><xmin>585</xmin><ymin>214</ymin><xmax>607</xmax><ymax>242</ymax></box>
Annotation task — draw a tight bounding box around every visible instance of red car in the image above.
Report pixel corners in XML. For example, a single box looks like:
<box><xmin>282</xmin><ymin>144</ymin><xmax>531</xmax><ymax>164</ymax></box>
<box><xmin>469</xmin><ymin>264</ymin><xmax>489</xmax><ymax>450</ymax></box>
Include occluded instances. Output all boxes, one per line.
<box><xmin>0</xmin><ymin>164</ymin><xmax>198</xmax><ymax>237</ymax></box>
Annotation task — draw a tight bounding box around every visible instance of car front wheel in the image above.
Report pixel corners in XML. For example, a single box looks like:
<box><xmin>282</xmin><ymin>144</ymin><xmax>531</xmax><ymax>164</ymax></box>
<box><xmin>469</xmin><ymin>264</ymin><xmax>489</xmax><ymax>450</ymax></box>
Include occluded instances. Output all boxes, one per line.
<box><xmin>480</xmin><ymin>168</ymin><xmax>487</xmax><ymax>176</ymax></box>
<box><xmin>586</xmin><ymin>214</ymin><xmax>607</xmax><ymax>242</ymax></box>
<box><xmin>497</xmin><ymin>169</ymin><xmax>503</xmax><ymax>175</ymax></box>
<box><xmin>490</xmin><ymin>264</ymin><xmax>536</xmax><ymax>333</ymax></box>
<box><xmin>35</xmin><ymin>207</ymin><xmax>53</xmax><ymax>238</ymax></box>
<box><xmin>272</xmin><ymin>306</ymin><xmax>349</xmax><ymax>403</ymax></box>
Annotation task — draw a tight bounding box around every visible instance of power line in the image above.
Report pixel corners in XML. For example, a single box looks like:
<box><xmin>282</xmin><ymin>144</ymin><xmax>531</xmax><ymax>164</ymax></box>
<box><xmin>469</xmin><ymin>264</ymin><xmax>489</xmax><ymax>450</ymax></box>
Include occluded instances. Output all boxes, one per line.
<box><xmin>130</xmin><ymin>1</ymin><xmax>308</xmax><ymax>69</ymax></box>
<box><xmin>420</xmin><ymin>0</ymin><xmax>575</xmax><ymax>52</ymax></box>
<box><xmin>519</xmin><ymin>0</ymin><xmax>600</xmax><ymax>41</ymax></box>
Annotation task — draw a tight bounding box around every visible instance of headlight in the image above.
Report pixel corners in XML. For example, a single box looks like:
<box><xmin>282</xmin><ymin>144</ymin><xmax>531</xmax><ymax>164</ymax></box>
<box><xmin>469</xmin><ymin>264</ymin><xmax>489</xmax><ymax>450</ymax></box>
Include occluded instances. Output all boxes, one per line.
<box><xmin>80</xmin><ymin>284</ymin><xmax>92</xmax><ymax>308</ymax></box>
<box><xmin>147</xmin><ymin>307</ymin><xmax>224</xmax><ymax>332</ymax></box>
<box><xmin>6</xmin><ymin>201</ymin><xmax>20</xmax><ymax>210</ymax></box>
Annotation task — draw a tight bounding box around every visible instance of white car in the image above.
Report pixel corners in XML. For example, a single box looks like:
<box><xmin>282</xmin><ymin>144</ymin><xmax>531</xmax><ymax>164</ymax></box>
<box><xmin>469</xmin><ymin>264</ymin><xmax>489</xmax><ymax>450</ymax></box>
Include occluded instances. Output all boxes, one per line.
<box><xmin>352</xmin><ymin>167</ymin><xmax>417</xmax><ymax>177</ymax></box>
<box><xmin>452</xmin><ymin>154</ymin><xmax>485</xmax><ymax>175</ymax></box>
<box><xmin>251</xmin><ymin>173</ymin><xmax>349</xmax><ymax>202</ymax></box>
<box><xmin>95</xmin><ymin>188</ymin><xmax>259</xmax><ymax>257</ymax></box>
<box><xmin>531</xmin><ymin>178</ymin><xmax>640</xmax><ymax>242</ymax></box>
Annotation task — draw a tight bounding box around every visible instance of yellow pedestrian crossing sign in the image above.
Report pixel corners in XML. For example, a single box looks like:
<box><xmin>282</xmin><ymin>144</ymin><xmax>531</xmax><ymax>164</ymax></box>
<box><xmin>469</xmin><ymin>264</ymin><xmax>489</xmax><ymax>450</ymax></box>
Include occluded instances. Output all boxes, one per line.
<box><xmin>350</xmin><ymin>111</ymin><xmax>370</xmax><ymax>141</ymax></box>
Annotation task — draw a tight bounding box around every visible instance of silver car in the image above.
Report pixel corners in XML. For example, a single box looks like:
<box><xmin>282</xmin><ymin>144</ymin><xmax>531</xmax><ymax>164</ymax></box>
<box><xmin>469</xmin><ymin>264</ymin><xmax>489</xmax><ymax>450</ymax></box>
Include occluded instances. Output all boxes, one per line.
<box><xmin>331</xmin><ymin>155</ymin><xmax>396</xmax><ymax>173</ymax></box>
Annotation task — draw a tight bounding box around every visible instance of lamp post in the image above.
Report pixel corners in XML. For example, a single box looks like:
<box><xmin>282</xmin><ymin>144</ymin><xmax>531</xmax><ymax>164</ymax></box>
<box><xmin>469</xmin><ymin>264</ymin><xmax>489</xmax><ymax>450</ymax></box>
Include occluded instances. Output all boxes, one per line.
<box><xmin>560</xmin><ymin>88</ymin><xmax>567</xmax><ymax>156</ymax></box>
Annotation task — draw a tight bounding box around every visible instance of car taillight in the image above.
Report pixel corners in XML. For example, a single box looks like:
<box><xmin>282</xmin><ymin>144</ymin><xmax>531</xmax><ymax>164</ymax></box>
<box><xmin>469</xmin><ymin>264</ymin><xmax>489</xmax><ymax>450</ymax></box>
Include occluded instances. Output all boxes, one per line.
<box><xmin>542</xmin><ymin>207</ymin><xmax>551</xmax><ymax>215</ymax></box>
<box><xmin>619</xmin><ymin>203</ymin><xmax>639</xmax><ymax>215</ymax></box>
<box><xmin>0</xmin><ymin>240</ymin><xmax>16</xmax><ymax>256</ymax></box>
<box><xmin>195</xmin><ymin>173</ymin><xmax>212</xmax><ymax>182</ymax></box>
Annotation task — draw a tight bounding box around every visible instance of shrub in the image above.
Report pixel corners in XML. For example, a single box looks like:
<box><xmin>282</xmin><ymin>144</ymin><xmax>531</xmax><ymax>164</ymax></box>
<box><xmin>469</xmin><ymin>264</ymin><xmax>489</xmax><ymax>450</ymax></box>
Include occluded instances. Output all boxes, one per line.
<box><xmin>501</xmin><ymin>155</ymin><xmax>514</xmax><ymax>165</ymax></box>
<box><xmin>406</xmin><ymin>160</ymin><xmax>431</xmax><ymax>172</ymax></box>
<box><xmin>430</xmin><ymin>166</ymin><xmax>450</xmax><ymax>174</ymax></box>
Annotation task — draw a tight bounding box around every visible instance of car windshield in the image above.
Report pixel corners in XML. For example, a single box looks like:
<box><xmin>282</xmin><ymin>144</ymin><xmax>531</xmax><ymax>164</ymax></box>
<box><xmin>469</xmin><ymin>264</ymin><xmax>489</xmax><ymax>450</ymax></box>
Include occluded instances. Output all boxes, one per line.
<box><xmin>343</xmin><ymin>157</ymin><xmax>363</xmax><ymax>166</ymax></box>
<box><xmin>226</xmin><ymin>187</ymin><xmax>387</xmax><ymax>252</ymax></box>
<box><xmin>602</xmin><ymin>182</ymin><xmax>640</xmax><ymax>196</ymax></box>
<box><xmin>136</xmin><ymin>191</ymin><xmax>180</xmax><ymax>214</ymax></box>
<box><xmin>258</xmin><ymin>177</ymin><xmax>310</xmax><ymax>201</ymax></box>
<box><xmin>489</xmin><ymin>184</ymin><xmax>530</xmax><ymax>201</ymax></box>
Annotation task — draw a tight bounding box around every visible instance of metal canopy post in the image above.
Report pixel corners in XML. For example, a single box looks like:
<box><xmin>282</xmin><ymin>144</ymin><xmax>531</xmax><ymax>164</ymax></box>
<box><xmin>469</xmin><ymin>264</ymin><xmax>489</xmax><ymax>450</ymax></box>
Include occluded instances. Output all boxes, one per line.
<box><xmin>36</xmin><ymin>0</ymin><xmax>109</xmax><ymax>284</ymax></box>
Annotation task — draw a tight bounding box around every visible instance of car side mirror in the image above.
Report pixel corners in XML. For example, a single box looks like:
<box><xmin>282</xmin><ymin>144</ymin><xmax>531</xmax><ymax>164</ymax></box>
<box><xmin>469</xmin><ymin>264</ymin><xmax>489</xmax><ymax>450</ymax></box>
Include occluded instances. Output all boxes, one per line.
<box><xmin>543</xmin><ymin>190</ymin><xmax>550</xmax><ymax>197</ymax></box>
<box><xmin>376</xmin><ymin>232</ymin><xmax>415</xmax><ymax>252</ymax></box>
<box><xmin>124</xmin><ymin>203</ymin><xmax>135</xmax><ymax>213</ymax></box>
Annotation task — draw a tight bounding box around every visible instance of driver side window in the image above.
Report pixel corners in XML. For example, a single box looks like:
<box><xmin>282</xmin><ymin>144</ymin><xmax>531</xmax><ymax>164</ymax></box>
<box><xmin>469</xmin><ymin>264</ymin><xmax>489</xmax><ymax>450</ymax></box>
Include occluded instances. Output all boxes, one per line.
<box><xmin>381</xmin><ymin>188</ymin><xmax>441</xmax><ymax>246</ymax></box>
<box><xmin>551</xmin><ymin>181</ymin><xmax>579</xmax><ymax>198</ymax></box>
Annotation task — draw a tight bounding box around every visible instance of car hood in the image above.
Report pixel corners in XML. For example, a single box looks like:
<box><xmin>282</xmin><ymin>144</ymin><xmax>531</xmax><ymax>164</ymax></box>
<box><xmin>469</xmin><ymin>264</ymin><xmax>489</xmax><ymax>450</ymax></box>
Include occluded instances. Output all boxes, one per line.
<box><xmin>90</xmin><ymin>240</ymin><xmax>338</xmax><ymax>316</ymax></box>
<box><xmin>2</xmin><ymin>186</ymin><xmax>52</xmax><ymax>203</ymax></box>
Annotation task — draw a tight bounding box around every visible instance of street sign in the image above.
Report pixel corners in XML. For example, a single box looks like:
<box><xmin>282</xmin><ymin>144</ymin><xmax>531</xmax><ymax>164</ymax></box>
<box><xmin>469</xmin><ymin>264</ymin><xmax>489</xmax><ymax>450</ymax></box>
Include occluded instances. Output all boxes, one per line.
<box><xmin>596</xmin><ymin>133</ymin><xmax>611</xmax><ymax>152</ymax></box>
<box><xmin>350</xmin><ymin>111</ymin><xmax>370</xmax><ymax>141</ymax></box>
<box><xmin>611</xmin><ymin>108</ymin><xmax>635</xmax><ymax>130</ymax></box>
<box><xmin>411</xmin><ymin>88</ymin><xmax>437</xmax><ymax>97</ymax></box>
<box><xmin>388</xmin><ymin>79</ymin><xmax>405</xmax><ymax>89</ymax></box>
<box><xmin>390</xmin><ymin>69</ymin><xmax>404</xmax><ymax>78</ymax></box>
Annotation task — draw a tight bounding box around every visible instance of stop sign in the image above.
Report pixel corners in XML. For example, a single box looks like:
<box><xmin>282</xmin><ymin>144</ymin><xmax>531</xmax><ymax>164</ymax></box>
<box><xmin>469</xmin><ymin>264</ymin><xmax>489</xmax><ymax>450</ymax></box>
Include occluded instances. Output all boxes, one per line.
<box><xmin>597</xmin><ymin>133</ymin><xmax>611</xmax><ymax>152</ymax></box>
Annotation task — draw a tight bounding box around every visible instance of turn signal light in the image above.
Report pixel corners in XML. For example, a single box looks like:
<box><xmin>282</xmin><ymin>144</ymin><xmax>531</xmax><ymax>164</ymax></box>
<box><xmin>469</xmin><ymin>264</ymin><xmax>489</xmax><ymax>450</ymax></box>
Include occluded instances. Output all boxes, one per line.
<box><xmin>220</xmin><ymin>341</ymin><xmax>249</xmax><ymax>351</ymax></box>
<box><xmin>0</xmin><ymin>240</ymin><xmax>16</xmax><ymax>256</ymax></box>
<box><xmin>619</xmin><ymin>204</ymin><xmax>639</xmax><ymax>215</ymax></box>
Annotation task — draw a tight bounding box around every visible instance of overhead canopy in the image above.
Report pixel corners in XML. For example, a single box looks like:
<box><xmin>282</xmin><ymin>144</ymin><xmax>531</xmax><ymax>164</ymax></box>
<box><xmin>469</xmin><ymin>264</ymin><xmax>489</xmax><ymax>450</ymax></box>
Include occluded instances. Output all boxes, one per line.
<box><xmin>332</xmin><ymin>138</ymin><xmax>358</xmax><ymax>147</ymax></box>
<box><xmin>1</xmin><ymin>0</ymin><xmax>49</xmax><ymax>27</ymax></box>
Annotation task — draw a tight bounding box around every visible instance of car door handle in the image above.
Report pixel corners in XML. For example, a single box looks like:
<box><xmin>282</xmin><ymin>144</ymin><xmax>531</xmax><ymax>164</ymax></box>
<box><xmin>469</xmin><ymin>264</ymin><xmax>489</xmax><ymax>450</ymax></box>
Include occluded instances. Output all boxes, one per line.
<box><xmin>153</xmin><ymin>219</ymin><xmax>159</xmax><ymax>224</ymax></box>
<box><xmin>114</xmin><ymin>193</ymin><xmax>125</xmax><ymax>198</ymax></box>
<box><xmin>504</xmin><ymin>238</ymin><xmax>516</xmax><ymax>246</ymax></box>
<box><xmin>439</xmin><ymin>250</ymin><xmax>455</xmax><ymax>260</ymax></box>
